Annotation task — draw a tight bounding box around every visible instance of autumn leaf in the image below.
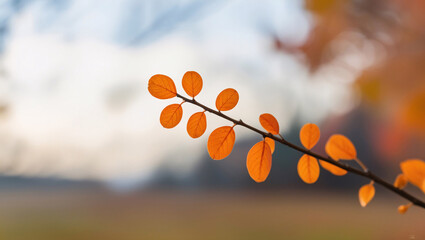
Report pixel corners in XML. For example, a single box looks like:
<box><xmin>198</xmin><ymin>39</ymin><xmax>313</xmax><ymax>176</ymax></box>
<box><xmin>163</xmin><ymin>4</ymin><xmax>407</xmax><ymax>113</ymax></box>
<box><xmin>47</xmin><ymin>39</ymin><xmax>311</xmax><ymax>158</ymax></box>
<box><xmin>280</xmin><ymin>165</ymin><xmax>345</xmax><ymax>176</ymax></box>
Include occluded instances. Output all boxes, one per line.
<box><xmin>325</xmin><ymin>134</ymin><xmax>357</xmax><ymax>160</ymax></box>
<box><xmin>319</xmin><ymin>160</ymin><xmax>347</xmax><ymax>176</ymax></box>
<box><xmin>400</xmin><ymin>159</ymin><xmax>425</xmax><ymax>193</ymax></box>
<box><xmin>359</xmin><ymin>182</ymin><xmax>375</xmax><ymax>207</ymax></box>
<box><xmin>160</xmin><ymin>104</ymin><xmax>183</xmax><ymax>128</ymax></box>
<box><xmin>423</xmin><ymin>179</ymin><xmax>425</xmax><ymax>193</ymax></box>
<box><xmin>207</xmin><ymin>126</ymin><xmax>236</xmax><ymax>160</ymax></box>
<box><xmin>265</xmin><ymin>137</ymin><xmax>275</xmax><ymax>154</ymax></box>
<box><xmin>259</xmin><ymin>113</ymin><xmax>279</xmax><ymax>135</ymax></box>
<box><xmin>398</xmin><ymin>204</ymin><xmax>411</xmax><ymax>214</ymax></box>
<box><xmin>182</xmin><ymin>71</ymin><xmax>203</xmax><ymax>98</ymax></box>
<box><xmin>247</xmin><ymin>140</ymin><xmax>272</xmax><ymax>183</ymax></box>
<box><xmin>148</xmin><ymin>74</ymin><xmax>177</xmax><ymax>99</ymax></box>
<box><xmin>186</xmin><ymin>112</ymin><xmax>207</xmax><ymax>138</ymax></box>
<box><xmin>300</xmin><ymin>123</ymin><xmax>320</xmax><ymax>149</ymax></box>
<box><xmin>297</xmin><ymin>154</ymin><xmax>320</xmax><ymax>184</ymax></box>
<box><xmin>215</xmin><ymin>88</ymin><xmax>239</xmax><ymax>111</ymax></box>
<box><xmin>393</xmin><ymin>173</ymin><xmax>408</xmax><ymax>189</ymax></box>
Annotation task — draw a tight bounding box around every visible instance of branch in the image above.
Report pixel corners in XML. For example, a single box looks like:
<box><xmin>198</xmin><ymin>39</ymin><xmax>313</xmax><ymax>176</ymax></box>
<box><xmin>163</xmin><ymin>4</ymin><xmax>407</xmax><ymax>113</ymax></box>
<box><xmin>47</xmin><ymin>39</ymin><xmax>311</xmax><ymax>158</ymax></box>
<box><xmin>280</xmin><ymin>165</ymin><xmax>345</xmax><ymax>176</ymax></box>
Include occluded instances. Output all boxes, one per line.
<box><xmin>176</xmin><ymin>93</ymin><xmax>425</xmax><ymax>209</ymax></box>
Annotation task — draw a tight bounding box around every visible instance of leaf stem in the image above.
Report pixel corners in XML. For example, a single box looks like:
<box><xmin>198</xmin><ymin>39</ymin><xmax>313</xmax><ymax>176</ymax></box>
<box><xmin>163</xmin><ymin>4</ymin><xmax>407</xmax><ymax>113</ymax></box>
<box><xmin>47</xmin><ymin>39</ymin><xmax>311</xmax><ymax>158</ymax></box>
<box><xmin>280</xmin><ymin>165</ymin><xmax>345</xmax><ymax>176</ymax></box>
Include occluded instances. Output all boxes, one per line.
<box><xmin>355</xmin><ymin>158</ymin><xmax>368</xmax><ymax>172</ymax></box>
<box><xmin>175</xmin><ymin>93</ymin><xmax>425</xmax><ymax>209</ymax></box>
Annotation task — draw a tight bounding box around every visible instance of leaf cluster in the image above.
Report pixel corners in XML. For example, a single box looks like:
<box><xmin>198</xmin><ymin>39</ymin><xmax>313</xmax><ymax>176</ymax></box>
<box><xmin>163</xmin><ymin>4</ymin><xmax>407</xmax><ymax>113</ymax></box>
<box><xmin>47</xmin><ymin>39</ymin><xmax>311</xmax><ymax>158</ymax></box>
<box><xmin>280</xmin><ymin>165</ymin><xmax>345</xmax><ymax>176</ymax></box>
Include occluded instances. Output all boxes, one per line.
<box><xmin>149</xmin><ymin>71</ymin><xmax>425</xmax><ymax>214</ymax></box>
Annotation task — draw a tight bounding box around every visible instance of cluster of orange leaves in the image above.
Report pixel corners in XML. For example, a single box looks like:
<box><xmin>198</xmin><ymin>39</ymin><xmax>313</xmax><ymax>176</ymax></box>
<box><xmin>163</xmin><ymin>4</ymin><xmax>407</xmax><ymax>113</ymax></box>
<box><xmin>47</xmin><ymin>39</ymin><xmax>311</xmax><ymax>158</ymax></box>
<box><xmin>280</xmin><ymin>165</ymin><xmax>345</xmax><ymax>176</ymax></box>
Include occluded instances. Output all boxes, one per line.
<box><xmin>148</xmin><ymin>71</ymin><xmax>425</xmax><ymax>214</ymax></box>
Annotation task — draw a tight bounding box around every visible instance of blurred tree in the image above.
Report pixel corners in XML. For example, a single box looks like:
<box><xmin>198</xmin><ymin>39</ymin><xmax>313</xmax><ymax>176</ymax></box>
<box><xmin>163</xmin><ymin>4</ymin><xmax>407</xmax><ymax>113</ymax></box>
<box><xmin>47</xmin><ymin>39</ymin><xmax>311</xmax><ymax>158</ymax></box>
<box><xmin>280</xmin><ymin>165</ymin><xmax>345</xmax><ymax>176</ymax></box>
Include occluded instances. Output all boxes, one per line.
<box><xmin>274</xmin><ymin>0</ymin><xmax>425</xmax><ymax>162</ymax></box>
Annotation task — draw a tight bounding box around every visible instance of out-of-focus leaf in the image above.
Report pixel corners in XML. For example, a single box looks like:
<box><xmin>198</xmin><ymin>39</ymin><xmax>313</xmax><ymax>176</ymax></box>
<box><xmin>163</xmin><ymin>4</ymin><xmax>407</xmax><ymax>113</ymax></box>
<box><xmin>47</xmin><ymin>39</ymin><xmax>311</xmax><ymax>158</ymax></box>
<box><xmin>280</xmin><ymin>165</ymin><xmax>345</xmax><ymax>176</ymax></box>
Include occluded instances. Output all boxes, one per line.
<box><xmin>400</xmin><ymin>159</ymin><xmax>425</xmax><ymax>193</ymax></box>
<box><xmin>393</xmin><ymin>173</ymin><xmax>408</xmax><ymax>189</ymax></box>
<box><xmin>359</xmin><ymin>182</ymin><xmax>375</xmax><ymax>207</ymax></box>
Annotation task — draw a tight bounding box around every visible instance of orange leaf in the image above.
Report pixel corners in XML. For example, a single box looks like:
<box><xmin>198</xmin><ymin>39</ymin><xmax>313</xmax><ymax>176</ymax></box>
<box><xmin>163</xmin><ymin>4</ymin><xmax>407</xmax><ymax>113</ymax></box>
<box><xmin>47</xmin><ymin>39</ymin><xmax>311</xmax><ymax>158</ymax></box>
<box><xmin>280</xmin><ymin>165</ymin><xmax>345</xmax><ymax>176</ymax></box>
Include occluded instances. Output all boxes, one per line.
<box><xmin>265</xmin><ymin>137</ymin><xmax>275</xmax><ymax>154</ymax></box>
<box><xmin>297</xmin><ymin>154</ymin><xmax>320</xmax><ymax>184</ymax></box>
<box><xmin>182</xmin><ymin>71</ymin><xmax>203</xmax><ymax>98</ymax></box>
<box><xmin>393</xmin><ymin>173</ymin><xmax>408</xmax><ymax>189</ymax></box>
<box><xmin>160</xmin><ymin>104</ymin><xmax>183</xmax><ymax>128</ymax></box>
<box><xmin>148</xmin><ymin>74</ymin><xmax>177</xmax><ymax>99</ymax></box>
<box><xmin>259</xmin><ymin>113</ymin><xmax>279</xmax><ymax>135</ymax></box>
<box><xmin>186</xmin><ymin>112</ymin><xmax>207</xmax><ymax>138</ymax></box>
<box><xmin>400</xmin><ymin>159</ymin><xmax>425</xmax><ymax>193</ymax></box>
<box><xmin>215</xmin><ymin>88</ymin><xmax>239</xmax><ymax>111</ymax></box>
<box><xmin>300</xmin><ymin>123</ymin><xmax>320</xmax><ymax>150</ymax></box>
<box><xmin>398</xmin><ymin>204</ymin><xmax>411</xmax><ymax>214</ymax></box>
<box><xmin>247</xmin><ymin>140</ymin><xmax>272</xmax><ymax>183</ymax></box>
<box><xmin>319</xmin><ymin>160</ymin><xmax>347</xmax><ymax>176</ymax></box>
<box><xmin>359</xmin><ymin>182</ymin><xmax>375</xmax><ymax>207</ymax></box>
<box><xmin>325</xmin><ymin>134</ymin><xmax>357</xmax><ymax>160</ymax></box>
<box><xmin>423</xmin><ymin>179</ymin><xmax>425</xmax><ymax>193</ymax></box>
<box><xmin>207</xmin><ymin>126</ymin><xmax>236</xmax><ymax>160</ymax></box>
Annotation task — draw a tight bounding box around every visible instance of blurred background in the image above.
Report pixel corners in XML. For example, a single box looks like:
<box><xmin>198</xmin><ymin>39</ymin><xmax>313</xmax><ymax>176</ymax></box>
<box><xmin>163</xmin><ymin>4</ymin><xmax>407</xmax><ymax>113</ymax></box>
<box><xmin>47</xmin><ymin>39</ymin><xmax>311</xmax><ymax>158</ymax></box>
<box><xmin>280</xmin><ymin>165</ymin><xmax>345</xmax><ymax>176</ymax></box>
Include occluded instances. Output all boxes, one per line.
<box><xmin>0</xmin><ymin>0</ymin><xmax>424</xmax><ymax>239</ymax></box>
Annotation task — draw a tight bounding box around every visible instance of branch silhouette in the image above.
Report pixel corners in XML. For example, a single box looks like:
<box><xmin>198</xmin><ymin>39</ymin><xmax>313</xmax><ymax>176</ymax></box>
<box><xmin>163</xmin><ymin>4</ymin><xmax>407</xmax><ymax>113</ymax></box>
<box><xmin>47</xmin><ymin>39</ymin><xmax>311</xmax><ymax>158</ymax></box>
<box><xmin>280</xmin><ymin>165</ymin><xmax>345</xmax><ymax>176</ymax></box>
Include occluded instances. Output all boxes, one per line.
<box><xmin>176</xmin><ymin>93</ymin><xmax>425</xmax><ymax>210</ymax></box>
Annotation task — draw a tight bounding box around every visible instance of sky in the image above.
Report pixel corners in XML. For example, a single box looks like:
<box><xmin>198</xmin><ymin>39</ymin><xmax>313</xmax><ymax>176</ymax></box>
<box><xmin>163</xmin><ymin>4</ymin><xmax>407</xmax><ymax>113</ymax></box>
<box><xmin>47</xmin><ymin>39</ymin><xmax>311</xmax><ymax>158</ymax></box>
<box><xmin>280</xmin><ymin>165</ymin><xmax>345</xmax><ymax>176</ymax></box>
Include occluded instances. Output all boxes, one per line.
<box><xmin>0</xmin><ymin>0</ymin><xmax>360</xmax><ymax>186</ymax></box>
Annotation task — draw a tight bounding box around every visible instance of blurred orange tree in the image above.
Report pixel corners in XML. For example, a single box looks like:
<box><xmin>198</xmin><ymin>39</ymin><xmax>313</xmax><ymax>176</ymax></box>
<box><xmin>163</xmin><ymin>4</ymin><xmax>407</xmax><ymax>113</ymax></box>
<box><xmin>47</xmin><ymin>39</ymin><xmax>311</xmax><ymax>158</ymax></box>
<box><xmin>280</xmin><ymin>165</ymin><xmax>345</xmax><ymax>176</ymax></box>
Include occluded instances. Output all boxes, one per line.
<box><xmin>274</xmin><ymin>0</ymin><xmax>425</xmax><ymax>161</ymax></box>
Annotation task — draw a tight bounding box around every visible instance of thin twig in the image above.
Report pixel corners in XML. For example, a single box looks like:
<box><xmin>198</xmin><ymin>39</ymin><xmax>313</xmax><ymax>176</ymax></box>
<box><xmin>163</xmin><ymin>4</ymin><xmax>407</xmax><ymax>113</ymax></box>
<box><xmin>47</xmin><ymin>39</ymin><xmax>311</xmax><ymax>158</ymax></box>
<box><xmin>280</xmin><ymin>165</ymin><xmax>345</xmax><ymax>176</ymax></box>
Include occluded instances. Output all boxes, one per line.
<box><xmin>176</xmin><ymin>93</ymin><xmax>425</xmax><ymax>209</ymax></box>
<box><xmin>355</xmin><ymin>158</ymin><xmax>368</xmax><ymax>172</ymax></box>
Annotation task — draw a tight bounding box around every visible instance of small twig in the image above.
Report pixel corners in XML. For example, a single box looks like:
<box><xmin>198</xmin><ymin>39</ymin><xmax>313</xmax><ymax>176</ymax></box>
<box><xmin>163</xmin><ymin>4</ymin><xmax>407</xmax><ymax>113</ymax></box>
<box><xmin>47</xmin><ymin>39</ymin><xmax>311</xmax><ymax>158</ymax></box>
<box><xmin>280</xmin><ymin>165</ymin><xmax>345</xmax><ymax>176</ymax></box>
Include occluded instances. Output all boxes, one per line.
<box><xmin>176</xmin><ymin>93</ymin><xmax>425</xmax><ymax>209</ymax></box>
<box><xmin>278</xmin><ymin>134</ymin><xmax>285</xmax><ymax>141</ymax></box>
<box><xmin>355</xmin><ymin>158</ymin><xmax>368</xmax><ymax>172</ymax></box>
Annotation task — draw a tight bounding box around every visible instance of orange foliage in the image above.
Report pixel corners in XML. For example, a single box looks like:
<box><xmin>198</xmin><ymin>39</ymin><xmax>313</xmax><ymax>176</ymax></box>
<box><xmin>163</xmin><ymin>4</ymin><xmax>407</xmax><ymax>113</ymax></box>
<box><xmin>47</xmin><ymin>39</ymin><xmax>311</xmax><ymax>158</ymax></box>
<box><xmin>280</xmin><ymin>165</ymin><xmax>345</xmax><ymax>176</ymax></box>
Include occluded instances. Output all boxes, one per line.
<box><xmin>182</xmin><ymin>71</ymin><xmax>203</xmax><ymax>98</ymax></box>
<box><xmin>246</xmin><ymin>140</ymin><xmax>272</xmax><ymax>183</ymax></box>
<box><xmin>325</xmin><ymin>134</ymin><xmax>357</xmax><ymax>160</ymax></box>
<box><xmin>398</xmin><ymin>204</ymin><xmax>411</xmax><ymax>214</ymax></box>
<box><xmin>359</xmin><ymin>182</ymin><xmax>375</xmax><ymax>207</ymax></box>
<box><xmin>319</xmin><ymin>160</ymin><xmax>347</xmax><ymax>176</ymax></box>
<box><xmin>207</xmin><ymin>126</ymin><xmax>236</xmax><ymax>160</ymax></box>
<box><xmin>300</xmin><ymin>123</ymin><xmax>320</xmax><ymax>150</ymax></box>
<box><xmin>148</xmin><ymin>74</ymin><xmax>177</xmax><ymax>99</ymax></box>
<box><xmin>265</xmin><ymin>137</ymin><xmax>275</xmax><ymax>153</ymax></box>
<box><xmin>259</xmin><ymin>113</ymin><xmax>280</xmax><ymax>135</ymax></box>
<box><xmin>393</xmin><ymin>174</ymin><xmax>408</xmax><ymax>189</ymax></box>
<box><xmin>150</xmin><ymin>71</ymin><xmax>425</xmax><ymax>213</ymax></box>
<box><xmin>160</xmin><ymin>104</ymin><xmax>183</xmax><ymax>129</ymax></box>
<box><xmin>215</xmin><ymin>88</ymin><xmax>239</xmax><ymax>111</ymax></box>
<box><xmin>297</xmin><ymin>154</ymin><xmax>320</xmax><ymax>184</ymax></box>
<box><xmin>400</xmin><ymin>159</ymin><xmax>425</xmax><ymax>193</ymax></box>
<box><xmin>187</xmin><ymin>112</ymin><xmax>207</xmax><ymax>138</ymax></box>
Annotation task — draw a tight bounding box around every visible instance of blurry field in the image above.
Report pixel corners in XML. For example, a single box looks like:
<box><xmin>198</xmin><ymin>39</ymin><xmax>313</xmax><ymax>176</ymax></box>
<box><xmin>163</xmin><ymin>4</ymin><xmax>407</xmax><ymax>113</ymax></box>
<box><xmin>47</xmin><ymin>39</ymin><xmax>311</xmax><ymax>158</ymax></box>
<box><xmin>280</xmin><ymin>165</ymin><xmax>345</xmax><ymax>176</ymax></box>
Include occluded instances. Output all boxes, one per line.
<box><xmin>0</xmin><ymin>188</ymin><xmax>423</xmax><ymax>240</ymax></box>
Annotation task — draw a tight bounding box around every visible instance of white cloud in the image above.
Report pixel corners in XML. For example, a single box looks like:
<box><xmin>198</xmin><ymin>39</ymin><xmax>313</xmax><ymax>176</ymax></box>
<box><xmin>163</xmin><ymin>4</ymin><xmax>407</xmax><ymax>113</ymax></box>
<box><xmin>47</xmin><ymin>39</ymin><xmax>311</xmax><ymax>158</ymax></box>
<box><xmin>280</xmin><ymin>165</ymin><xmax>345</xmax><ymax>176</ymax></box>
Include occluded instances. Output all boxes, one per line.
<box><xmin>0</xmin><ymin>0</ymin><xmax>358</xmax><ymax>185</ymax></box>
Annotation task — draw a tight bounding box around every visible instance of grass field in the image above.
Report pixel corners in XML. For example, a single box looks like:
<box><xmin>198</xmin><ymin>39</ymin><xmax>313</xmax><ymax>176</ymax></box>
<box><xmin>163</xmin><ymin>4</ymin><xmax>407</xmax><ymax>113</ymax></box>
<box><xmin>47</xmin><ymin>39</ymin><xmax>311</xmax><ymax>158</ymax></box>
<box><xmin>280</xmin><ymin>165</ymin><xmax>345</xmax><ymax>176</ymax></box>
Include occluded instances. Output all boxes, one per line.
<box><xmin>0</xmin><ymin>188</ymin><xmax>423</xmax><ymax>240</ymax></box>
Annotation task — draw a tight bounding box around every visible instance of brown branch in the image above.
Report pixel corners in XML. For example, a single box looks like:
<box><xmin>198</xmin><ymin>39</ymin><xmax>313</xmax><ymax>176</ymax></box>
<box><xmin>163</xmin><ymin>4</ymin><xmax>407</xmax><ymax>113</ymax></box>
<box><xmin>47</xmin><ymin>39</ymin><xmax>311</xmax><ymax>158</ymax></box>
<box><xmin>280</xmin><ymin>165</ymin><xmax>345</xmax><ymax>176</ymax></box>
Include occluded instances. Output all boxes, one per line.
<box><xmin>176</xmin><ymin>93</ymin><xmax>425</xmax><ymax>210</ymax></box>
